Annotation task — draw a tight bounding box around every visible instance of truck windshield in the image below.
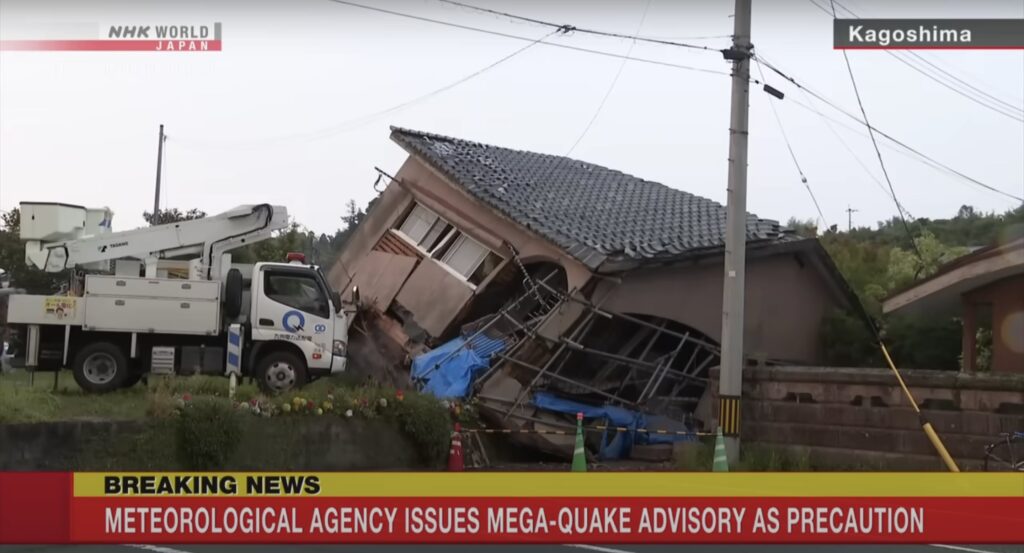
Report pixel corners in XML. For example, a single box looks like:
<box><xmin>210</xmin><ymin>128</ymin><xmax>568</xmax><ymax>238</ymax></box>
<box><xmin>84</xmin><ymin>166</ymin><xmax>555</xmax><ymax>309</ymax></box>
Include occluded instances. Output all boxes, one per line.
<box><xmin>264</xmin><ymin>272</ymin><xmax>329</xmax><ymax>318</ymax></box>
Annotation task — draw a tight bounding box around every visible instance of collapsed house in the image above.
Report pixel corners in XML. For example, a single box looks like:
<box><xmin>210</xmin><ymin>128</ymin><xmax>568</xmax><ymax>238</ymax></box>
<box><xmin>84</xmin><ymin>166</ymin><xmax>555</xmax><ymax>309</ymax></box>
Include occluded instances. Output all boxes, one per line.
<box><xmin>328</xmin><ymin>127</ymin><xmax>863</xmax><ymax>460</ymax></box>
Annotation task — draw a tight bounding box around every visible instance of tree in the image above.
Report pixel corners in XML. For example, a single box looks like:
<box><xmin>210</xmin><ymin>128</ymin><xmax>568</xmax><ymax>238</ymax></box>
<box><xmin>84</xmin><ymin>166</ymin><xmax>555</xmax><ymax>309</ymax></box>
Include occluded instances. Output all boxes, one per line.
<box><xmin>785</xmin><ymin>217</ymin><xmax>819</xmax><ymax>239</ymax></box>
<box><xmin>230</xmin><ymin>220</ymin><xmax>309</xmax><ymax>264</ymax></box>
<box><xmin>818</xmin><ymin>204</ymin><xmax>1019</xmax><ymax>369</ymax></box>
<box><xmin>142</xmin><ymin>208</ymin><xmax>206</xmax><ymax>225</ymax></box>
<box><xmin>885</xmin><ymin>229</ymin><xmax>968</xmax><ymax>292</ymax></box>
<box><xmin>955</xmin><ymin>205</ymin><xmax>977</xmax><ymax>220</ymax></box>
<box><xmin>820</xmin><ymin>232</ymin><xmax>891</xmax><ymax>316</ymax></box>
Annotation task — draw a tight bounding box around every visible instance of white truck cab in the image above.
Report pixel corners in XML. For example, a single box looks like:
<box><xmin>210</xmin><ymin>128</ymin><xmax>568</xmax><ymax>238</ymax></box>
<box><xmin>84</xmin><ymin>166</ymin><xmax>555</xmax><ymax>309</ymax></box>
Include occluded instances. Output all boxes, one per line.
<box><xmin>6</xmin><ymin>202</ymin><xmax>349</xmax><ymax>394</ymax></box>
<box><xmin>246</xmin><ymin>256</ymin><xmax>349</xmax><ymax>392</ymax></box>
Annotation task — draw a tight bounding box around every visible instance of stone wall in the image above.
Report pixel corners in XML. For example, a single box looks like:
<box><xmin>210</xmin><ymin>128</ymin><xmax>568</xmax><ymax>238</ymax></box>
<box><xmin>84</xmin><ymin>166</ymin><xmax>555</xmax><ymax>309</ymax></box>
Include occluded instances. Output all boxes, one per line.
<box><xmin>0</xmin><ymin>417</ymin><xmax>424</xmax><ymax>471</ymax></box>
<box><xmin>704</xmin><ymin>366</ymin><xmax>1024</xmax><ymax>470</ymax></box>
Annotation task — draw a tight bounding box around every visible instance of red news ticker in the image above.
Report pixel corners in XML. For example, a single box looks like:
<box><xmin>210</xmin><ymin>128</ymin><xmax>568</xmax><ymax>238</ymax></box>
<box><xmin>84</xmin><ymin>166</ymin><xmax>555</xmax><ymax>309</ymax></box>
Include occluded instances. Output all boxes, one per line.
<box><xmin>1</xmin><ymin>473</ymin><xmax>1023</xmax><ymax>544</ymax></box>
<box><xmin>0</xmin><ymin>40</ymin><xmax>222</xmax><ymax>51</ymax></box>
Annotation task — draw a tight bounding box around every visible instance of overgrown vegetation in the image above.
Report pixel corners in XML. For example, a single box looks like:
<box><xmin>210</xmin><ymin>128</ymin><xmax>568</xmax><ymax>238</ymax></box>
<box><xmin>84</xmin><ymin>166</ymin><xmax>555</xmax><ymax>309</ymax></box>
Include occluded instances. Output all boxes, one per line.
<box><xmin>175</xmin><ymin>397</ymin><xmax>244</xmax><ymax>470</ymax></box>
<box><xmin>794</xmin><ymin>204</ymin><xmax>1023</xmax><ymax>369</ymax></box>
<box><xmin>3</xmin><ymin>370</ymin><xmax>453</xmax><ymax>470</ymax></box>
<box><xmin>673</xmin><ymin>439</ymin><xmax>895</xmax><ymax>471</ymax></box>
<box><xmin>0</xmin><ymin>371</ymin><xmax>259</xmax><ymax>423</ymax></box>
<box><xmin>392</xmin><ymin>392</ymin><xmax>454</xmax><ymax>467</ymax></box>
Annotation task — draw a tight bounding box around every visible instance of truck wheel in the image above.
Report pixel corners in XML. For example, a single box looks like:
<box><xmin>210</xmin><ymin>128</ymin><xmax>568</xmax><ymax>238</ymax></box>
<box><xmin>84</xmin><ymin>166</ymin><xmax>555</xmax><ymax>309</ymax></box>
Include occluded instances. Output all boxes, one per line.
<box><xmin>254</xmin><ymin>351</ymin><xmax>307</xmax><ymax>395</ymax></box>
<box><xmin>73</xmin><ymin>342</ymin><xmax>129</xmax><ymax>393</ymax></box>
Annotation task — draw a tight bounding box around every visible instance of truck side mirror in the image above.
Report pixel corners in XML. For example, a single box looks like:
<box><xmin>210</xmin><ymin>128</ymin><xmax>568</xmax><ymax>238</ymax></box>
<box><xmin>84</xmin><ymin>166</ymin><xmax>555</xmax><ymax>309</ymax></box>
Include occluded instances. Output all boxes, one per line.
<box><xmin>331</xmin><ymin>290</ymin><xmax>342</xmax><ymax>314</ymax></box>
<box><xmin>351</xmin><ymin>285</ymin><xmax>361</xmax><ymax>306</ymax></box>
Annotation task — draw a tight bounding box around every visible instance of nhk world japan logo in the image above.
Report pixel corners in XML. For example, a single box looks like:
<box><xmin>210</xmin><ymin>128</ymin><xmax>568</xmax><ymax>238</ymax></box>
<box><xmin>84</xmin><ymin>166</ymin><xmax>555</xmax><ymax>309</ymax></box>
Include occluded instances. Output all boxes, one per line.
<box><xmin>1</xmin><ymin>22</ymin><xmax>222</xmax><ymax>51</ymax></box>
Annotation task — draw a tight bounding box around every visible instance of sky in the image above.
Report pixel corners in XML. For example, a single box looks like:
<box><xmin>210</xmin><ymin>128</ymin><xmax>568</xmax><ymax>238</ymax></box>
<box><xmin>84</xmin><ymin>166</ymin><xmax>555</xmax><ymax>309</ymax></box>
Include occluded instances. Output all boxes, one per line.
<box><xmin>1</xmin><ymin>0</ymin><xmax>1022</xmax><ymax>237</ymax></box>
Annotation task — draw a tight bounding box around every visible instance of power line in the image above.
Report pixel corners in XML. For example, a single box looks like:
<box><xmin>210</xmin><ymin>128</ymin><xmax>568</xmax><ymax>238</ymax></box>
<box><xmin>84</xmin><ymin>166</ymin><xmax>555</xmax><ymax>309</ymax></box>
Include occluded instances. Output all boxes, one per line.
<box><xmin>436</xmin><ymin>0</ymin><xmax>724</xmax><ymax>52</ymax></box>
<box><xmin>753</xmin><ymin>59</ymin><xmax>828</xmax><ymax>228</ymax></box>
<box><xmin>828</xmin><ymin>0</ymin><xmax>923</xmax><ymax>263</ymax></box>
<box><xmin>756</xmin><ymin>54</ymin><xmax>1024</xmax><ymax>203</ymax></box>
<box><xmin>325</xmin><ymin>0</ymin><xmax>731</xmax><ymax>77</ymax></box>
<box><xmin>787</xmin><ymin>91</ymin><xmax>992</xmax><ymax>213</ymax></box>
<box><xmin>790</xmin><ymin>85</ymin><xmax>907</xmax><ymax>214</ymax></box>
<box><xmin>176</xmin><ymin>1</ymin><xmax>742</xmax><ymax>150</ymax></box>
<box><xmin>636</xmin><ymin>33</ymin><xmax>733</xmax><ymax>41</ymax></box>
<box><xmin>807</xmin><ymin>0</ymin><xmax>1024</xmax><ymax>122</ymax></box>
<box><xmin>172</xmin><ymin>28</ymin><xmax>560</xmax><ymax>150</ymax></box>
<box><xmin>822</xmin><ymin>0</ymin><xmax>1024</xmax><ymax>115</ymax></box>
<box><xmin>565</xmin><ymin>0</ymin><xmax>652</xmax><ymax>156</ymax></box>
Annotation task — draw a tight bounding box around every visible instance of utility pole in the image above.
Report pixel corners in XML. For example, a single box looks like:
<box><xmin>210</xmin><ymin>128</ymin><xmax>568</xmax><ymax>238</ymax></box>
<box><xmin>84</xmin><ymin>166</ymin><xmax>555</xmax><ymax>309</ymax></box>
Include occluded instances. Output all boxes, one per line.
<box><xmin>717</xmin><ymin>0</ymin><xmax>753</xmax><ymax>466</ymax></box>
<box><xmin>846</xmin><ymin>205</ymin><xmax>859</xmax><ymax>231</ymax></box>
<box><xmin>153</xmin><ymin>124</ymin><xmax>166</xmax><ymax>225</ymax></box>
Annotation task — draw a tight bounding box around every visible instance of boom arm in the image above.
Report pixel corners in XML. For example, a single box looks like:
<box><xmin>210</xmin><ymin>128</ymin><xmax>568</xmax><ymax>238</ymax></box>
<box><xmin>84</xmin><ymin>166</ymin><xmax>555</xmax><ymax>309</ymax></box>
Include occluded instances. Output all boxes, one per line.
<box><xmin>24</xmin><ymin>204</ymin><xmax>288</xmax><ymax>280</ymax></box>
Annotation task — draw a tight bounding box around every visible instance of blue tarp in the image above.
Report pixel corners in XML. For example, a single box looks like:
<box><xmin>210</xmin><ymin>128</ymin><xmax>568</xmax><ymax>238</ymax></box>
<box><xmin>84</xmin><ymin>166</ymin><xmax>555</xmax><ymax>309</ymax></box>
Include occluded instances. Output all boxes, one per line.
<box><xmin>411</xmin><ymin>335</ymin><xmax>506</xmax><ymax>399</ymax></box>
<box><xmin>532</xmin><ymin>391</ymin><xmax>696</xmax><ymax>460</ymax></box>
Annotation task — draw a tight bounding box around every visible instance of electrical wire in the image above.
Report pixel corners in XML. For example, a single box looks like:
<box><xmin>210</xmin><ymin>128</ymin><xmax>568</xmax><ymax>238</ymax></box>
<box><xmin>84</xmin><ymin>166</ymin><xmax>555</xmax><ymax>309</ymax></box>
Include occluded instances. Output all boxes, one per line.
<box><xmin>785</xmin><ymin>92</ymin><xmax>1011</xmax><ymax>214</ymax></box>
<box><xmin>791</xmin><ymin>85</ymin><xmax>907</xmax><ymax>214</ymax></box>
<box><xmin>640</xmin><ymin>34</ymin><xmax>733</xmax><ymax>41</ymax></box>
<box><xmin>754</xmin><ymin>59</ymin><xmax>828</xmax><ymax>229</ymax></box>
<box><xmin>756</xmin><ymin>54</ymin><xmax>1024</xmax><ymax>203</ymax></box>
<box><xmin>172</xmin><ymin>28</ymin><xmax>560</xmax><ymax>150</ymax></box>
<box><xmin>565</xmin><ymin>0</ymin><xmax>652</xmax><ymax>156</ymax></box>
<box><xmin>807</xmin><ymin>0</ymin><xmax>1024</xmax><ymax>122</ymax></box>
<box><xmin>175</xmin><ymin>1</ymin><xmax>738</xmax><ymax>150</ymax></box>
<box><xmin>325</xmin><ymin>0</ymin><xmax>731</xmax><ymax>76</ymax></box>
<box><xmin>821</xmin><ymin>0</ymin><xmax>1024</xmax><ymax>115</ymax></box>
<box><xmin>828</xmin><ymin>0</ymin><xmax>923</xmax><ymax>263</ymax></box>
<box><xmin>436</xmin><ymin>0</ymin><xmax>723</xmax><ymax>53</ymax></box>
<box><xmin>819</xmin><ymin>1</ymin><xmax>964</xmax><ymax>473</ymax></box>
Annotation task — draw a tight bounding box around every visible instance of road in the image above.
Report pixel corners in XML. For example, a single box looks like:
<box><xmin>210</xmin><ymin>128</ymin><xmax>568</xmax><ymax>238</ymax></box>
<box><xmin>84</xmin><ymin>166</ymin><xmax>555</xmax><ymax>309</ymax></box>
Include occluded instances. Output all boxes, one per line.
<box><xmin>1</xmin><ymin>544</ymin><xmax>1021</xmax><ymax>553</ymax></box>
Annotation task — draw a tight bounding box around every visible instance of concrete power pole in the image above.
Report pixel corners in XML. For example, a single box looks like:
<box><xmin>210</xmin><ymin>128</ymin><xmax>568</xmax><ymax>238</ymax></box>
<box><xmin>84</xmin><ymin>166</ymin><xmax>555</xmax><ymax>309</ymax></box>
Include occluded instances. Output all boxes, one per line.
<box><xmin>153</xmin><ymin>124</ymin><xmax>166</xmax><ymax>225</ymax></box>
<box><xmin>846</xmin><ymin>205</ymin><xmax>859</xmax><ymax>231</ymax></box>
<box><xmin>717</xmin><ymin>0</ymin><xmax>753</xmax><ymax>466</ymax></box>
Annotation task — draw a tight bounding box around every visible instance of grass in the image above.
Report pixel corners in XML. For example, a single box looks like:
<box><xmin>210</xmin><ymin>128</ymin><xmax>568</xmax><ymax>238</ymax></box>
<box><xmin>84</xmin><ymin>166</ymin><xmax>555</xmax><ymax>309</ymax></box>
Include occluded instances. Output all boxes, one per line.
<box><xmin>674</xmin><ymin>438</ymin><xmax>816</xmax><ymax>471</ymax></box>
<box><xmin>673</xmin><ymin>438</ymin><xmax>900</xmax><ymax>471</ymax></box>
<box><xmin>0</xmin><ymin>370</ymin><xmax>258</xmax><ymax>423</ymax></box>
<box><xmin>0</xmin><ymin>368</ymin><xmax>452</xmax><ymax>471</ymax></box>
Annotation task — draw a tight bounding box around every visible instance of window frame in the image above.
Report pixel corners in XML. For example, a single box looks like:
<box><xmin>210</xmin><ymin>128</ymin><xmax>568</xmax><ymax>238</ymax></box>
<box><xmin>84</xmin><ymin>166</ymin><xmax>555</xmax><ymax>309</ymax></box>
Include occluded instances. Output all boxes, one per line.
<box><xmin>440</xmin><ymin>233</ymin><xmax>490</xmax><ymax>278</ymax></box>
<box><xmin>393</xmin><ymin>201</ymin><xmax>503</xmax><ymax>285</ymax></box>
<box><xmin>262</xmin><ymin>267</ymin><xmax>331</xmax><ymax>319</ymax></box>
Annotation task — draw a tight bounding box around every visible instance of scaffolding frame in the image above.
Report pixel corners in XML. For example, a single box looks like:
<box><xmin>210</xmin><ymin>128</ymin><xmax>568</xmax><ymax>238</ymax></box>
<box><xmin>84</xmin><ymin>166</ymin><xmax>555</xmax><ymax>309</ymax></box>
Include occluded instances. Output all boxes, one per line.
<box><xmin>477</xmin><ymin>276</ymin><xmax>720</xmax><ymax>416</ymax></box>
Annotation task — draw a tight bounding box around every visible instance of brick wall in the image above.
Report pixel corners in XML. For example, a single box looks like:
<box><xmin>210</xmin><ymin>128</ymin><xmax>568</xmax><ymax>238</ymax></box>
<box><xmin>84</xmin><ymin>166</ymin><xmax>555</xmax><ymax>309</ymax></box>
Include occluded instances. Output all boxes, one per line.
<box><xmin>705</xmin><ymin>366</ymin><xmax>1024</xmax><ymax>470</ymax></box>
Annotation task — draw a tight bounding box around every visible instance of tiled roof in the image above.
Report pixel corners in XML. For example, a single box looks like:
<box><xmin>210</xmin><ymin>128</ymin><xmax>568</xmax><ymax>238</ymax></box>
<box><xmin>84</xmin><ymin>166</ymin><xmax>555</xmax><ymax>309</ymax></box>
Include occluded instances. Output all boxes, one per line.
<box><xmin>391</xmin><ymin>127</ymin><xmax>790</xmax><ymax>270</ymax></box>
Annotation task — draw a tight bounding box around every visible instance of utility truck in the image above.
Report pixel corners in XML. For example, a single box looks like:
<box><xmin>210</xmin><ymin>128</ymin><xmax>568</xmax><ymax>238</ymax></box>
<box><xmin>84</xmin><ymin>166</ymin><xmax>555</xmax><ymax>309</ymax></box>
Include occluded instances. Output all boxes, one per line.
<box><xmin>5</xmin><ymin>202</ymin><xmax>349</xmax><ymax>394</ymax></box>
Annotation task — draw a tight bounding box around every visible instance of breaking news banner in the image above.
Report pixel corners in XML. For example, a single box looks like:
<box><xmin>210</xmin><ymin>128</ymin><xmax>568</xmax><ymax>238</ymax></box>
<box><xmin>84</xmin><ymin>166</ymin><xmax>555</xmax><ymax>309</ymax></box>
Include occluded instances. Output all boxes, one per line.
<box><xmin>0</xmin><ymin>21</ymin><xmax>222</xmax><ymax>51</ymax></box>
<box><xmin>0</xmin><ymin>472</ymin><xmax>1021</xmax><ymax>544</ymax></box>
<box><xmin>834</xmin><ymin>19</ymin><xmax>1024</xmax><ymax>50</ymax></box>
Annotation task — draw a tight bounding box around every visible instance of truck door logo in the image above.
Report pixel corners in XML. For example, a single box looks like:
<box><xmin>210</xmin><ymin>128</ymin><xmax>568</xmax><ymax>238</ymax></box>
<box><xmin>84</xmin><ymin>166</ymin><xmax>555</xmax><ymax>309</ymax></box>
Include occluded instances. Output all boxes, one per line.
<box><xmin>282</xmin><ymin>310</ymin><xmax>306</xmax><ymax>333</ymax></box>
<box><xmin>314</xmin><ymin>324</ymin><xmax>327</xmax><ymax>334</ymax></box>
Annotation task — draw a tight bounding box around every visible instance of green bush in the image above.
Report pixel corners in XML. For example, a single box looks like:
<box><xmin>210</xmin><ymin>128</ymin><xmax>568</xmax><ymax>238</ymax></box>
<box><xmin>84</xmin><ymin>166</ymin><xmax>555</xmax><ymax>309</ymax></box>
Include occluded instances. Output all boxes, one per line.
<box><xmin>738</xmin><ymin>444</ymin><xmax>811</xmax><ymax>471</ymax></box>
<box><xmin>391</xmin><ymin>392</ymin><xmax>451</xmax><ymax>468</ymax></box>
<box><xmin>175</xmin><ymin>397</ymin><xmax>243</xmax><ymax>470</ymax></box>
<box><xmin>820</xmin><ymin>310</ymin><xmax>962</xmax><ymax>370</ymax></box>
<box><xmin>820</xmin><ymin>309</ymin><xmax>881</xmax><ymax>367</ymax></box>
<box><xmin>885</xmin><ymin>315</ymin><xmax>961</xmax><ymax>370</ymax></box>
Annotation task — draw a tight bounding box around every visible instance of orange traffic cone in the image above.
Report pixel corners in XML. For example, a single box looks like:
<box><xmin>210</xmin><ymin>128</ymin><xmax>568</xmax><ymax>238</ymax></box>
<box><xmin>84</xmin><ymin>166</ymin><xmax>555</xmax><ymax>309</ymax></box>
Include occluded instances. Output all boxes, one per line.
<box><xmin>448</xmin><ymin>422</ymin><xmax>464</xmax><ymax>472</ymax></box>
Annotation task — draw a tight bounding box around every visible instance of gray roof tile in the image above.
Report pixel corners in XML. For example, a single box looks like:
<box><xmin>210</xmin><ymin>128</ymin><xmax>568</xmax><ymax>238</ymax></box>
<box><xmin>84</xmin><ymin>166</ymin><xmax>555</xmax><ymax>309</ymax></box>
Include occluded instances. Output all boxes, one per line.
<box><xmin>391</xmin><ymin>127</ymin><xmax>788</xmax><ymax>270</ymax></box>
